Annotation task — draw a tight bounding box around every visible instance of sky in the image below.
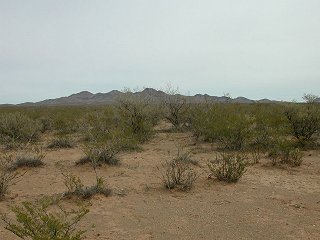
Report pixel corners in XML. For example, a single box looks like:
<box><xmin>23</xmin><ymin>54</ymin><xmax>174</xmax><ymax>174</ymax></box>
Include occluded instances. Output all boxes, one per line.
<box><xmin>0</xmin><ymin>0</ymin><xmax>320</xmax><ymax>104</ymax></box>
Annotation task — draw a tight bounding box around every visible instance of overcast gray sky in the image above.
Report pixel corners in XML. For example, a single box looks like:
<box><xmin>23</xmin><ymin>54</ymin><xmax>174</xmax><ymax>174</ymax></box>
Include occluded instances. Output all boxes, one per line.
<box><xmin>1</xmin><ymin>0</ymin><xmax>319</xmax><ymax>103</ymax></box>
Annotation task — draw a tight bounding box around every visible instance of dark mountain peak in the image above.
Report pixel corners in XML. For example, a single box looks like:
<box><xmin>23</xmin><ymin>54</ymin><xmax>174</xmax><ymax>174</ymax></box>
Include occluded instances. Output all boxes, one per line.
<box><xmin>69</xmin><ymin>91</ymin><xmax>94</xmax><ymax>99</ymax></box>
<box><xmin>232</xmin><ymin>97</ymin><xmax>255</xmax><ymax>103</ymax></box>
<box><xmin>141</xmin><ymin>88</ymin><xmax>166</xmax><ymax>97</ymax></box>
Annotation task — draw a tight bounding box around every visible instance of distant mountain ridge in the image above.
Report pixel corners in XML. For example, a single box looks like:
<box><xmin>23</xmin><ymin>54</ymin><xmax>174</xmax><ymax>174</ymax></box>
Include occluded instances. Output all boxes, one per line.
<box><xmin>6</xmin><ymin>88</ymin><xmax>281</xmax><ymax>106</ymax></box>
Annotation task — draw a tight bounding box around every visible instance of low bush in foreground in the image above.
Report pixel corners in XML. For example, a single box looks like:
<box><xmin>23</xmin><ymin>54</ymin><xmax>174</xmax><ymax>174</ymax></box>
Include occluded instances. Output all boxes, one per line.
<box><xmin>1</xmin><ymin>198</ymin><xmax>89</xmax><ymax>240</ymax></box>
<box><xmin>159</xmin><ymin>152</ymin><xmax>198</xmax><ymax>191</ymax></box>
<box><xmin>208</xmin><ymin>152</ymin><xmax>248</xmax><ymax>183</ymax></box>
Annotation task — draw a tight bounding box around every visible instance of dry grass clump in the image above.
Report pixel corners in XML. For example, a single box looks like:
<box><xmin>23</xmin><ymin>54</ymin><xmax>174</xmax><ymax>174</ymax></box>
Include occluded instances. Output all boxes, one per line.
<box><xmin>47</xmin><ymin>137</ymin><xmax>74</xmax><ymax>149</ymax></box>
<box><xmin>62</xmin><ymin>172</ymin><xmax>111</xmax><ymax>199</ymax></box>
<box><xmin>8</xmin><ymin>148</ymin><xmax>45</xmax><ymax>171</ymax></box>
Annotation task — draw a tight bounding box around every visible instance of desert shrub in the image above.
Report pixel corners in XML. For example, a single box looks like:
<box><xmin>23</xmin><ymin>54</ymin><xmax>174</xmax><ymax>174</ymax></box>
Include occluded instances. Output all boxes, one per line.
<box><xmin>0</xmin><ymin>154</ymin><xmax>25</xmax><ymax>200</ymax></box>
<box><xmin>77</xmin><ymin>141</ymin><xmax>120</xmax><ymax>166</ymax></box>
<box><xmin>1</xmin><ymin>198</ymin><xmax>89</xmax><ymax>240</ymax></box>
<box><xmin>48</xmin><ymin>137</ymin><xmax>74</xmax><ymax>149</ymax></box>
<box><xmin>78</xmin><ymin>108</ymin><xmax>118</xmax><ymax>143</ymax></box>
<box><xmin>116</xmin><ymin>89</ymin><xmax>157</xmax><ymax>143</ymax></box>
<box><xmin>189</xmin><ymin>104</ymin><xmax>253</xmax><ymax>150</ymax></box>
<box><xmin>159</xmin><ymin>153</ymin><xmax>198</xmax><ymax>191</ymax></box>
<box><xmin>39</xmin><ymin>116</ymin><xmax>53</xmax><ymax>133</ymax></box>
<box><xmin>268</xmin><ymin>140</ymin><xmax>304</xmax><ymax>167</ymax></box>
<box><xmin>0</xmin><ymin>112</ymin><xmax>41</xmax><ymax>144</ymax></box>
<box><xmin>285</xmin><ymin>100</ymin><xmax>320</xmax><ymax>147</ymax></box>
<box><xmin>208</xmin><ymin>152</ymin><xmax>248</xmax><ymax>183</ymax></box>
<box><xmin>162</xmin><ymin>85</ymin><xmax>189</xmax><ymax>130</ymax></box>
<box><xmin>8</xmin><ymin>148</ymin><xmax>45</xmax><ymax>171</ymax></box>
<box><xmin>249</xmin><ymin>116</ymin><xmax>275</xmax><ymax>163</ymax></box>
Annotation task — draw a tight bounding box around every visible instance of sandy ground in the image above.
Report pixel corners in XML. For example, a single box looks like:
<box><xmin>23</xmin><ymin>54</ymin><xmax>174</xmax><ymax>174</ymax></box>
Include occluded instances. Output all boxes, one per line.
<box><xmin>1</xmin><ymin>122</ymin><xmax>320</xmax><ymax>239</ymax></box>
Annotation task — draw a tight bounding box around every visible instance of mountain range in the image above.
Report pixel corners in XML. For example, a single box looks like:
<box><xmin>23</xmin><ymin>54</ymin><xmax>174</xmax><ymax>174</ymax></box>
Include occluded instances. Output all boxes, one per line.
<box><xmin>3</xmin><ymin>88</ymin><xmax>319</xmax><ymax>106</ymax></box>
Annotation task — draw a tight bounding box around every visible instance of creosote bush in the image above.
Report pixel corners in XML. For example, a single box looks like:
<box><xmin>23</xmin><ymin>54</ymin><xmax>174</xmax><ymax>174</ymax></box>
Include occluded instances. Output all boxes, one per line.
<box><xmin>1</xmin><ymin>197</ymin><xmax>89</xmax><ymax>240</ymax></box>
<box><xmin>208</xmin><ymin>152</ymin><xmax>248</xmax><ymax>183</ymax></box>
<box><xmin>159</xmin><ymin>152</ymin><xmax>198</xmax><ymax>191</ymax></box>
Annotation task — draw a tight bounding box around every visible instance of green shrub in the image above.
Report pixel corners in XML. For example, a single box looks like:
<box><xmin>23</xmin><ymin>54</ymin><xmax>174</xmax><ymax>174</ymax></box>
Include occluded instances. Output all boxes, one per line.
<box><xmin>285</xmin><ymin>103</ymin><xmax>320</xmax><ymax>146</ymax></box>
<box><xmin>0</xmin><ymin>113</ymin><xmax>41</xmax><ymax>144</ymax></box>
<box><xmin>1</xmin><ymin>198</ymin><xmax>89</xmax><ymax>240</ymax></box>
<box><xmin>116</xmin><ymin>89</ymin><xmax>156</xmax><ymax>142</ymax></box>
<box><xmin>208</xmin><ymin>152</ymin><xmax>248</xmax><ymax>183</ymax></box>
<box><xmin>268</xmin><ymin>140</ymin><xmax>304</xmax><ymax>167</ymax></box>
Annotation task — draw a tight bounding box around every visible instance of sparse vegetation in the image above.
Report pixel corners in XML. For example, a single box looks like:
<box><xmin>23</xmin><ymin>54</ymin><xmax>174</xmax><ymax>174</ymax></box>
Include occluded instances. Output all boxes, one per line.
<box><xmin>208</xmin><ymin>152</ymin><xmax>248</xmax><ymax>183</ymax></box>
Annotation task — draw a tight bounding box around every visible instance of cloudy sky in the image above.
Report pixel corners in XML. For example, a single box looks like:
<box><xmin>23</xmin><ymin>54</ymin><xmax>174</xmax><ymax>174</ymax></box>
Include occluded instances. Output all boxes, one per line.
<box><xmin>1</xmin><ymin>0</ymin><xmax>319</xmax><ymax>104</ymax></box>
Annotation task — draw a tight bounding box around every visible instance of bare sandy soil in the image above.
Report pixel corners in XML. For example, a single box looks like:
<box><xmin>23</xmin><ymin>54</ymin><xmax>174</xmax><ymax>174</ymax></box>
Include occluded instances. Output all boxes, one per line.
<box><xmin>1</xmin><ymin>122</ymin><xmax>320</xmax><ymax>239</ymax></box>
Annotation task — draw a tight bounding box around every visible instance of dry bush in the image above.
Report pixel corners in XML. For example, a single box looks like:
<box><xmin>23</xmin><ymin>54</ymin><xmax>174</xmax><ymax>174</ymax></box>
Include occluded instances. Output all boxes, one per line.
<box><xmin>159</xmin><ymin>152</ymin><xmax>198</xmax><ymax>191</ymax></box>
<box><xmin>0</xmin><ymin>154</ymin><xmax>25</xmax><ymax>200</ymax></box>
<box><xmin>162</xmin><ymin>85</ymin><xmax>189</xmax><ymax>130</ymax></box>
<box><xmin>208</xmin><ymin>152</ymin><xmax>248</xmax><ymax>183</ymax></box>
<box><xmin>1</xmin><ymin>197</ymin><xmax>89</xmax><ymax>240</ymax></box>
